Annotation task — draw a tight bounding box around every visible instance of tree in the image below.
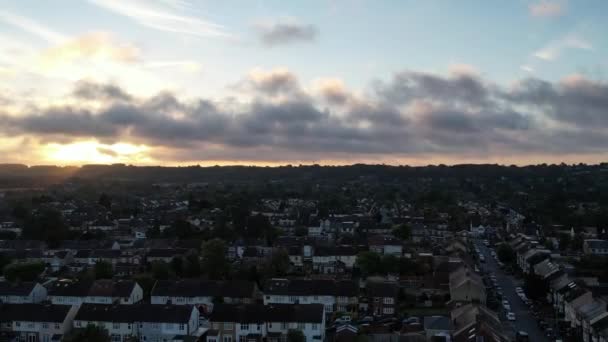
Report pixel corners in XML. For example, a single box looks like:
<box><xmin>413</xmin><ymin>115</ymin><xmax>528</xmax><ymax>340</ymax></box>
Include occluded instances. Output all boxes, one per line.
<box><xmin>572</xmin><ymin>233</ymin><xmax>584</xmax><ymax>251</ymax></box>
<box><xmin>201</xmin><ymin>239</ymin><xmax>229</xmax><ymax>279</ymax></box>
<box><xmin>392</xmin><ymin>224</ymin><xmax>411</xmax><ymax>241</ymax></box>
<box><xmin>3</xmin><ymin>262</ymin><xmax>45</xmax><ymax>282</ymax></box>
<box><xmin>98</xmin><ymin>193</ymin><xmax>112</xmax><ymax>210</ymax></box>
<box><xmin>356</xmin><ymin>251</ymin><xmax>382</xmax><ymax>276</ymax></box>
<box><xmin>66</xmin><ymin>325</ymin><xmax>110</xmax><ymax>342</ymax></box>
<box><xmin>133</xmin><ymin>274</ymin><xmax>155</xmax><ymax>298</ymax></box>
<box><xmin>151</xmin><ymin>261</ymin><xmax>170</xmax><ymax>280</ymax></box>
<box><xmin>294</xmin><ymin>226</ymin><xmax>308</xmax><ymax>237</ymax></box>
<box><xmin>184</xmin><ymin>253</ymin><xmax>202</xmax><ymax>278</ymax></box>
<box><xmin>22</xmin><ymin>208</ymin><xmax>68</xmax><ymax>247</ymax></box>
<box><xmin>266</xmin><ymin>248</ymin><xmax>291</xmax><ymax>277</ymax></box>
<box><xmin>381</xmin><ymin>254</ymin><xmax>400</xmax><ymax>274</ymax></box>
<box><xmin>170</xmin><ymin>257</ymin><xmax>184</xmax><ymax>277</ymax></box>
<box><xmin>93</xmin><ymin>261</ymin><xmax>113</xmax><ymax>279</ymax></box>
<box><xmin>559</xmin><ymin>233</ymin><xmax>571</xmax><ymax>250</ymax></box>
<box><xmin>497</xmin><ymin>243</ymin><xmax>516</xmax><ymax>264</ymax></box>
<box><xmin>0</xmin><ymin>253</ymin><xmax>13</xmax><ymax>275</ymax></box>
<box><xmin>287</xmin><ymin>330</ymin><xmax>306</xmax><ymax>342</ymax></box>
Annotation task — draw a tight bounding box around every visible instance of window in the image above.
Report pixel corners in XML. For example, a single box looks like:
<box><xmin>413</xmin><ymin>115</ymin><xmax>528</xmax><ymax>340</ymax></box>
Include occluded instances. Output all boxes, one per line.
<box><xmin>75</xmin><ymin>321</ymin><xmax>81</xmax><ymax>328</ymax></box>
<box><xmin>289</xmin><ymin>296</ymin><xmax>297</xmax><ymax>302</ymax></box>
<box><xmin>179</xmin><ymin>324</ymin><xmax>185</xmax><ymax>331</ymax></box>
<box><xmin>257</xmin><ymin>323</ymin><xmax>262</xmax><ymax>331</ymax></box>
<box><xmin>383</xmin><ymin>307</ymin><xmax>394</xmax><ymax>315</ymax></box>
<box><xmin>27</xmin><ymin>322</ymin><xmax>35</xmax><ymax>328</ymax></box>
<box><xmin>113</xmin><ymin>322</ymin><xmax>120</xmax><ymax>329</ymax></box>
<box><xmin>297</xmin><ymin>323</ymin><xmax>305</xmax><ymax>330</ymax></box>
<box><xmin>383</xmin><ymin>297</ymin><xmax>394</xmax><ymax>305</ymax></box>
<box><xmin>223</xmin><ymin>337</ymin><xmax>232</xmax><ymax>342</ymax></box>
<box><xmin>312</xmin><ymin>324</ymin><xmax>319</xmax><ymax>330</ymax></box>
<box><xmin>15</xmin><ymin>322</ymin><xmax>20</xmax><ymax>327</ymax></box>
<box><xmin>313</xmin><ymin>296</ymin><xmax>318</xmax><ymax>300</ymax></box>
<box><xmin>111</xmin><ymin>334</ymin><xmax>122</xmax><ymax>342</ymax></box>
<box><xmin>42</xmin><ymin>323</ymin><xmax>49</xmax><ymax>329</ymax></box>
<box><xmin>281</xmin><ymin>322</ymin><xmax>288</xmax><ymax>330</ymax></box>
<box><xmin>224</xmin><ymin>323</ymin><xmax>233</xmax><ymax>331</ymax></box>
<box><xmin>240</xmin><ymin>323</ymin><xmax>249</xmax><ymax>330</ymax></box>
<box><xmin>55</xmin><ymin>323</ymin><xmax>60</xmax><ymax>330</ymax></box>
<box><xmin>152</xmin><ymin>323</ymin><xmax>160</xmax><ymax>329</ymax></box>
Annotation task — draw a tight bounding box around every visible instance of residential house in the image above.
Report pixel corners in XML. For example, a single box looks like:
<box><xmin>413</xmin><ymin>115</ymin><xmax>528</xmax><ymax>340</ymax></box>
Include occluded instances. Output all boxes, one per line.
<box><xmin>73</xmin><ymin>303</ymin><xmax>201</xmax><ymax>342</ymax></box>
<box><xmin>364</xmin><ymin>281</ymin><xmax>399</xmax><ymax>316</ymax></box>
<box><xmin>312</xmin><ymin>246</ymin><xmax>358</xmax><ymax>272</ymax></box>
<box><xmin>583</xmin><ymin>240</ymin><xmax>608</xmax><ymax>256</ymax></box>
<box><xmin>450</xmin><ymin>304</ymin><xmax>508</xmax><ymax>342</ymax></box>
<box><xmin>151</xmin><ymin>280</ymin><xmax>258</xmax><ymax>314</ymax></box>
<box><xmin>0</xmin><ymin>281</ymin><xmax>47</xmax><ymax>304</ymax></box>
<box><xmin>368</xmin><ymin>236</ymin><xmax>403</xmax><ymax>257</ymax></box>
<box><xmin>423</xmin><ymin>315</ymin><xmax>452</xmax><ymax>341</ymax></box>
<box><xmin>48</xmin><ymin>279</ymin><xmax>143</xmax><ymax>306</ymax></box>
<box><xmin>564</xmin><ymin>288</ymin><xmax>594</xmax><ymax>328</ymax></box>
<box><xmin>263</xmin><ymin>279</ymin><xmax>358</xmax><ymax>315</ymax></box>
<box><xmin>448</xmin><ymin>267</ymin><xmax>486</xmax><ymax>305</ymax></box>
<box><xmin>209</xmin><ymin>304</ymin><xmax>326</xmax><ymax>342</ymax></box>
<box><xmin>0</xmin><ymin>303</ymin><xmax>79</xmax><ymax>342</ymax></box>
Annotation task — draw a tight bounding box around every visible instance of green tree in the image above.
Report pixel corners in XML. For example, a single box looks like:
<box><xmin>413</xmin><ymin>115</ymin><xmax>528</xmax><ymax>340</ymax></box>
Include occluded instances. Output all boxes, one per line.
<box><xmin>133</xmin><ymin>274</ymin><xmax>155</xmax><ymax>299</ymax></box>
<box><xmin>497</xmin><ymin>243</ymin><xmax>516</xmax><ymax>264</ymax></box>
<box><xmin>98</xmin><ymin>193</ymin><xmax>112</xmax><ymax>210</ymax></box>
<box><xmin>170</xmin><ymin>257</ymin><xmax>184</xmax><ymax>277</ymax></box>
<box><xmin>151</xmin><ymin>261</ymin><xmax>170</xmax><ymax>280</ymax></box>
<box><xmin>266</xmin><ymin>248</ymin><xmax>291</xmax><ymax>277</ymax></box>
<box><xmin>184</xmin><ymin>253</ymin><xmax>202</xmax><ymax>277</ymax></box>
<box><xmin>3</xmin><ymin>262</ymin><xmax>45</xmax><ymax>282</ymax></box>
<box><xmin>392</xmin><ymin>224</ymin><xmax>411</xmax><ymax>241</ymax></box>
<box><xmin>356</xmin><ymin>251</ymin><xmax>382</xmax><ymax>276</ymax></box>
<box><xmin>93</xmin><ymin>261</ymin><xmax>113</xmax><ymax>279</ymax></box>
<box><xmin>23</xmin><ymin>208</ymin><xmax>68</xmax><ymax>247</ymax></box>
<box><xmin>287</xmin><ymin>330</ymin><xmax>306</xmax><ymax>342</ymax></box>
<box><xmin>559</xmin><ymin>233</ymin><xmax>571</xmax><ymax>250</ymax></box>
<box><xmin>381</xmin><ymin>254</ymin><xmax>400</xmax><ymax>274</ymax></box>
<box><xmin>572</xmin><ymin>233</ymin><xmax>584</xmax><ymax>251</ymax></box>
<box><xmin>0</xmin><ymin>253</ymin><xmax>14</xmax><ymax>275</ymax></box>
<box><xmin>66</xmin><ymin>325</ymin><xmax>110</xmax><ymax>342</ymax></box>
<box><xmin>294</xmin><ymin>226</ymin><xmax>308</xmax><ymax>237</ymax></box>
<box><xmin>201</xmin><ymin>239</ymin><xmax>230</xmax><ymax>279</ymax></box>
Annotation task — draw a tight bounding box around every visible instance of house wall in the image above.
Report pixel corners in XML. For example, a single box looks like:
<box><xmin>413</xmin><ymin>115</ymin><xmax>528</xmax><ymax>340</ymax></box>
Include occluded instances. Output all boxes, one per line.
<box><xmin>263</xmin><ymin>295</ymin><xmax>335</xmax><ymax>313</ymax></box>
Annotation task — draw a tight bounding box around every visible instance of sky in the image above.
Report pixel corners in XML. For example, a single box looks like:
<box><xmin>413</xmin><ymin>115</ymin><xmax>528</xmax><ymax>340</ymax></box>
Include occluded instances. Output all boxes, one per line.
<box><xmin>0</xmin><ymin>0</ymin><xmax>607</xmax><ymax>166</ymax></box>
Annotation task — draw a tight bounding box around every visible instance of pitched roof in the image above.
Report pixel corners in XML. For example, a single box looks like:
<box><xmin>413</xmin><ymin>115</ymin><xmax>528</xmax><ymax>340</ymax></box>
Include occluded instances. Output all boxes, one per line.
<box><xmin>0</xmin><ymin>304</ymin><xmax>71</xmax><ymax>323</ymax></box>
<box><xmin>209</xmin><ymin>304</ymin><xmax>323</xmax><ymax>324</ymax></box>
<box><xmin>151</xmin><ymin>280</ymin><xmax>255</xmax><ymax>298</ymax></box>
<box><xmin>585</xmin><ymin>239</ymin><xmax>608</xmax><ymax>250</ymax></box>
<box><xmin>367</xmin><ymin>281</ymin><xmax>399</xmax><ymax>298</ymax></box>
<box><xmin>48</xmin><ymin>279</ymin><xmax>93</xmax><ymax>297</ymax></box>
<box><xmin>88</xmin><ymin>280</ymin><xmax>137</xmax><ymax>298</ymax></box>
<box><xmin>263</xmin><ymin>279</ymin><xmax>357</xmax><ymax>297</ymax></box>
<box><xmin>74</xmin><ymin>303</ymin><xmax>195</xmax><ymax>323</ymax></box>
<box><xmin>0</xmin><ymin>281</ymin><xmax>38</xmax><ymax>296</ymax></box>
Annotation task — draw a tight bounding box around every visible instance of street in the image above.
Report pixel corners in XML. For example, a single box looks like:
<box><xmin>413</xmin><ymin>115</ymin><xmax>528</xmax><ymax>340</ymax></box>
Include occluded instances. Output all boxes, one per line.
<box><xmin>475</xmin><ymin>240</ymin><xmax>549</xmax><ymax>342</ymax></box>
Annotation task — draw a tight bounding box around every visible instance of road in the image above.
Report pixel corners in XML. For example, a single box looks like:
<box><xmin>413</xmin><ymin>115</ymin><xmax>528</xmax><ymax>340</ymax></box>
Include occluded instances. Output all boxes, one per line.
<box><xmin>475</xmin><ymin>240</ymin><xmax>549</xmax><ymax>342</ymax></box>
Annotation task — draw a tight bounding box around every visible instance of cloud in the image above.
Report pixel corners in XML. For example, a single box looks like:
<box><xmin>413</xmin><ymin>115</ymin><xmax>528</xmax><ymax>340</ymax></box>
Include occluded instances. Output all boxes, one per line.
<box><xmin>73</xmin><ymin>80</ymin><xmax>133</xmax><ymax>101</ymax></box>
<box><xmin>255</xmin><ymin>19</ymin><xmax>318</xmax><ymax>46</ymax></box>
<box><xmin>2</xmin><ymin>70</ymin><xmax>608</xmax><ymax>163</ymax></box>
<box><xmin>144</xmin><ymin>60</ymin><xmax>202</xmax><ymax>73</ymax></box>
<box><xmin>529</xmin><ymin>1</ymin><xmax>565</xmax><ymax>17</ymax></box>
<box><xmin>533</xmin><ymin>34</ymin><xmax>592</xmax><ymax>61</ymax></box>
<box><xmin>237</xmin><ymin>67</ymin><xmax>302</xmax><ymax>97</ymax></box>
<box><xmin>88</xmin><ymin>0</ymin><xmax>231</xmax><ymax>38</ymax></box>
<box><xmin>0</xmin><ymin>10</ymin><xmax>66</xmax><ymax>43</ymax></box>
<box><xmin>40</xmin><ymin>32</ymin><xmax>140</xmax><ymax>68</ymax></box>
<box><xmin>520</xmin><ymin>65</ymin><xmax>534</xmax><ymax>73</ymax></box>
<box><xmin>314</xmin><ymin>78</ymin><xmax>351</xmax><ymax>105</ymax></box>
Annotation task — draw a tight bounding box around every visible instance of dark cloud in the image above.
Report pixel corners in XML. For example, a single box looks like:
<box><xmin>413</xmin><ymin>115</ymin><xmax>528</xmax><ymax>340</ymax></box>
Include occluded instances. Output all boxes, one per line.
<box><xmin>240</xmin><ymin>68</ymin><xmax>301</xmax><ymax>96</ymax></box>
<box><xmin>256</xmin><ymin>21</ymin><xmax>318</xmax><ymax>47</ymax></box>
<box><xmin>73</xmin><ymin>80</ymin><xmax>132</xmax><ymax>101</ymax></box>
<box><xmin>2</xmin><ymin>71</ymin><xmax>608</xmax><ymax>162</ymax></box>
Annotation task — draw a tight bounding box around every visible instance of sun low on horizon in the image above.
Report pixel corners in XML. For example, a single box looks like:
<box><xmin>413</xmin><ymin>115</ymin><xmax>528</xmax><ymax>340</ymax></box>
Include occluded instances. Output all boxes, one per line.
<box><xmin>1</xmin><ymin>0</ymin><xmax>608</xmax><ymax>166</ymax></box>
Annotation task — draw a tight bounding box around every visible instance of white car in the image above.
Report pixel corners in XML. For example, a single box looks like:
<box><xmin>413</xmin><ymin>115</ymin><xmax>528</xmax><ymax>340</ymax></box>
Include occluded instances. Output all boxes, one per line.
<box><xmin>507</xmin><ymin>312</ymin><xmax>516</xmax><ymax>321</ymax></box>
<box><xmin>515</xmin><ymin>287</ymin><xmax>524</xmax><ymax>293</ymax></box>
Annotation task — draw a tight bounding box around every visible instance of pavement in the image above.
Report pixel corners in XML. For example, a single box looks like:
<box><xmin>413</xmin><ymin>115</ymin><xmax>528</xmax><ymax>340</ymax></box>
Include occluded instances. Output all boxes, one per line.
<box><xmin>475</xmin><ymin>240</ymin><xmax>550</xmax><ymax>342</ymax></box>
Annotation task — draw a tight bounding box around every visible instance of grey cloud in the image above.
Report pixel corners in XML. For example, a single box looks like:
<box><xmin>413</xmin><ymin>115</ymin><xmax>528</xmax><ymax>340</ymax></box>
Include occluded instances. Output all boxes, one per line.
<box><xmin>256</xmin><ymin>21</ymin><xmax>318</xmax><ymax>47</ymax></box>
<box><xmin>2</xmin><ymin>72</ymin><xmax>608</xmax><ymax>162</ymax></box>
<box><xmin>73</xmin><ymin>80</ymin><xmax>132</xmax><ymax>101</ymax></box>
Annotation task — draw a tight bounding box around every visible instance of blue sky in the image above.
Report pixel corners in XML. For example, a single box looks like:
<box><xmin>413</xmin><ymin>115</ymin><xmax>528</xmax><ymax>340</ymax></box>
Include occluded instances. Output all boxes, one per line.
<box><xmin>0</xmin><ymin>0</ymin><xmax>607</xmax><ymax>165</ymax></box>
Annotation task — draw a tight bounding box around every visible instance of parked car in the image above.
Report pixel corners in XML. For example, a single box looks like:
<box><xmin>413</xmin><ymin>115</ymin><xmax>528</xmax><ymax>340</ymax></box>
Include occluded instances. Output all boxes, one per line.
<box><xmin>507</xmin><ymin>312</ymin><xmax>516</xmax><ymax>321</ymax></box>
<box><xmin>335</xmin><ymin>316</ymin><xmax>352</xmax><ymax>324</ymax></box>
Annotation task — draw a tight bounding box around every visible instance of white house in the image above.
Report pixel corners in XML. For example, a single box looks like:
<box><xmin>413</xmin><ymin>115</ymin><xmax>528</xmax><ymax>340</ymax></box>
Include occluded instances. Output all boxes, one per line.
<box><xmin>209</xmin><ymin>304</ymin><xmax>325</xmax><ymax>342</ymax></box>
<box><xmin>263</xmin><ymin>279</ymin><xmax>358</xmax><ymax>314</ymax></box>
<box><xmin>0</xmin><ymin>303</ymin><xmax>79</xmax><ymax>342</ymax></box>
<box><xmin>48</xmin><ymin>279</ymin><xmax>143</xmax><ymax>306</ymax></box>
<box><xmin>0</xmin><ymin>281</ymin><xmax>47</xmax><ymax>304</ymax></box>
<box><xmin>73</xmin><ymin>303</ymin><xmax>201</xmax><ymax>342</ymax></box>
<box><xmin>368</xmin><ymin>236</ymin><xmax>403</xmax><ymax>257</ymax></box>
